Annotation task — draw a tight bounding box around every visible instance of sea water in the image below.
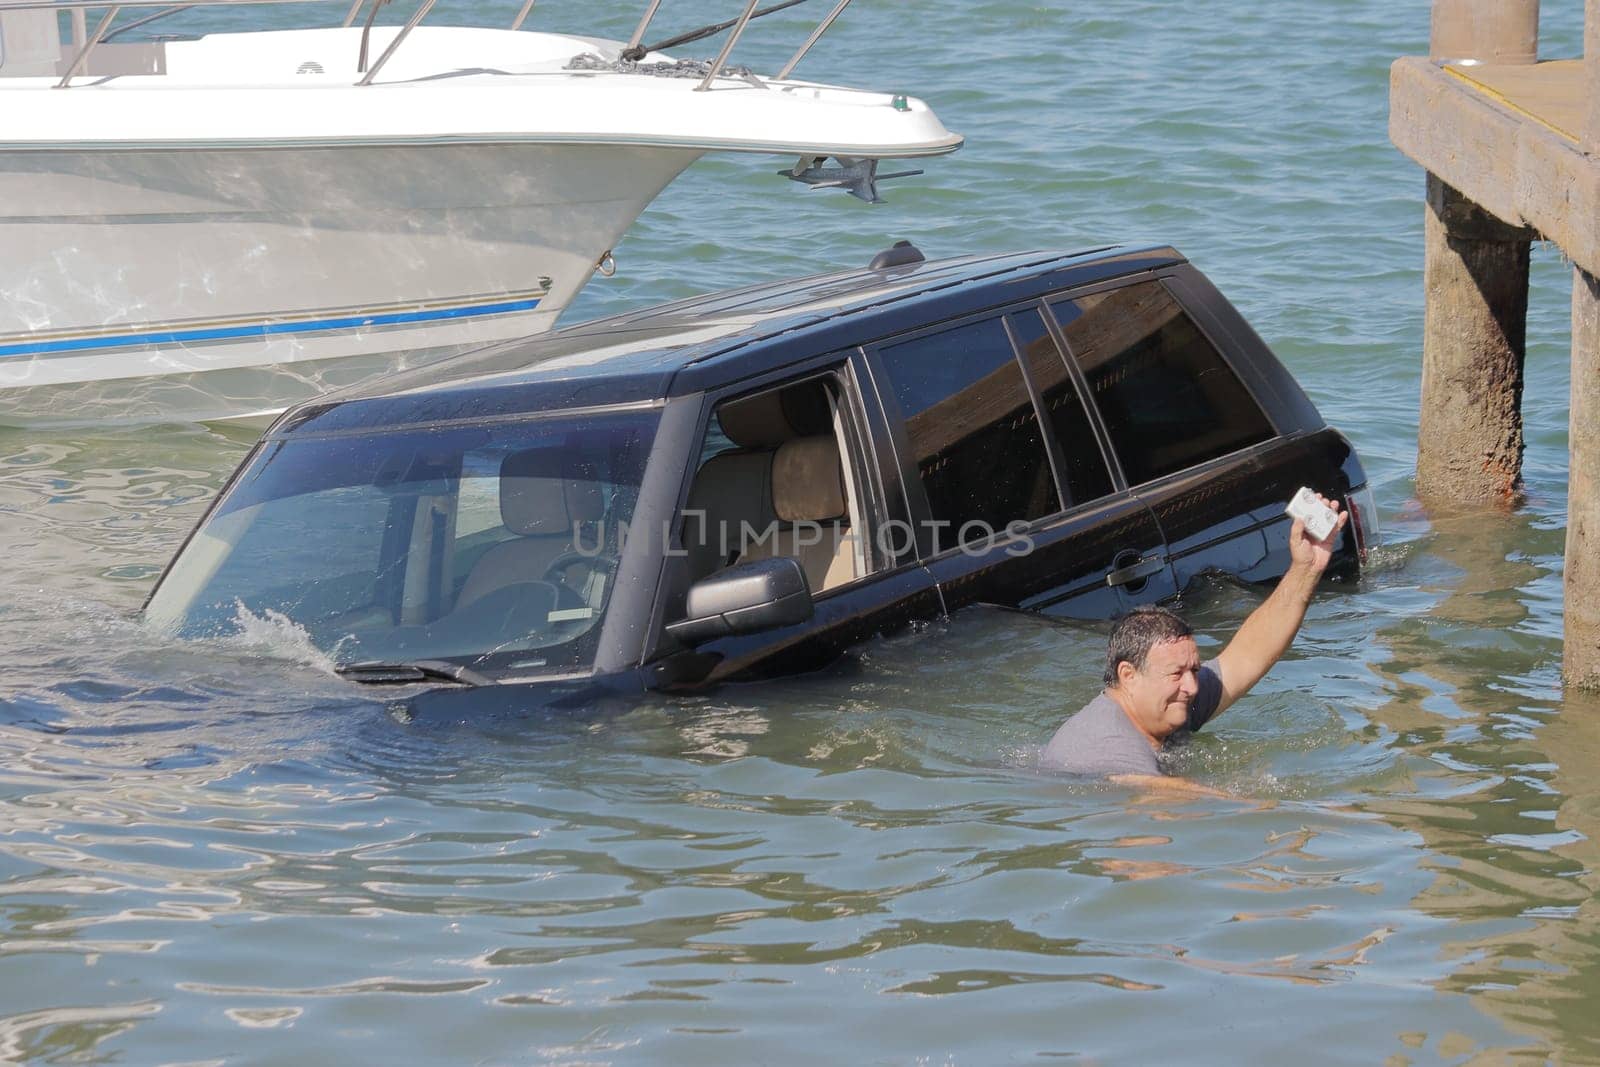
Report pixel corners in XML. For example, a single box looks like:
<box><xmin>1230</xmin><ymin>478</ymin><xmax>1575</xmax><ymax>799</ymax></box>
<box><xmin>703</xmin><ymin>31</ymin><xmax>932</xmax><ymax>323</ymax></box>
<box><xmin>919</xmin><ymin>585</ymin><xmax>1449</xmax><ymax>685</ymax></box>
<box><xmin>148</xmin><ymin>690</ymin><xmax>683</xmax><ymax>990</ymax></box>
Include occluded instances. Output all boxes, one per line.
<box><xmin>3</xmin><ymin>1</ymin><xmax>1600</xmax><ymax>1061</ymax></box>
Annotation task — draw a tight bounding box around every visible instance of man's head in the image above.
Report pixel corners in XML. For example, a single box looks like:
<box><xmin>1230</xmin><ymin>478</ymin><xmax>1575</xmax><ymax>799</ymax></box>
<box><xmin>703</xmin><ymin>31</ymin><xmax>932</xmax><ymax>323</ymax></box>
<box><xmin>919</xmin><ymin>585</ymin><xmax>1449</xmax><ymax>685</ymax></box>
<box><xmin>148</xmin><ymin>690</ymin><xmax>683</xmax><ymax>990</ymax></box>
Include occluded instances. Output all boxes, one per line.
<box><xmin>1103</xmin><ymin>606</ymin><xmax>1202</xmax><ymax>740</ymax></box>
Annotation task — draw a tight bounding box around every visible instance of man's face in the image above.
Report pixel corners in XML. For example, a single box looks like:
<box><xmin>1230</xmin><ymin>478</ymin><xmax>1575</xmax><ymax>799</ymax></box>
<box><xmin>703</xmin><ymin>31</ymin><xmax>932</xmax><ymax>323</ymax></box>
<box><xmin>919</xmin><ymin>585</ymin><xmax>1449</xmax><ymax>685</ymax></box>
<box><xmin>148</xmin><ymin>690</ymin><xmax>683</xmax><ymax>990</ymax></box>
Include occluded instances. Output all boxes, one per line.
<box><xmin>1116</xmin><ymin>637</ymin><xmax>1202</xmax><ymax>740</ymax></box>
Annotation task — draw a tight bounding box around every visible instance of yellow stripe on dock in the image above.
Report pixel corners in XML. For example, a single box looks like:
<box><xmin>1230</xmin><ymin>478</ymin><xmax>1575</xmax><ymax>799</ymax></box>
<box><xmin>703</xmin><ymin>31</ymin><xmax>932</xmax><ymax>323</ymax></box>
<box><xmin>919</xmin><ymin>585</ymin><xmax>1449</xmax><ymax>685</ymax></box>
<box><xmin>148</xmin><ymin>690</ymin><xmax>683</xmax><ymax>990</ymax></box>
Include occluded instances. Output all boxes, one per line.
<box><xmin>1444</xmin><ymin>59</ymin><xmax>1583</xmax><ymax>143</ymax></box>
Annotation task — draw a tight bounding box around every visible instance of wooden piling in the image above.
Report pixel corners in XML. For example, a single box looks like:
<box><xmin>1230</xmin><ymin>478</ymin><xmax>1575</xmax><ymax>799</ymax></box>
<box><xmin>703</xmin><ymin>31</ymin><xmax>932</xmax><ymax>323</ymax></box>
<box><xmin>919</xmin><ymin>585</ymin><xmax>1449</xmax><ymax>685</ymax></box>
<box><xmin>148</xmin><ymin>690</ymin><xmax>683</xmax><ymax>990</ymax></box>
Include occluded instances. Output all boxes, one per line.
<box><xmin>1418</xmin><ymin>175</ymin><xmax>1530</xmax><ymax>504</ymax></box>
<box><xmin>1415</xmin><ymin>0</ymin><xmax>1538</xmax><ymax>506</ymax></box>
<box><xmin>1429</xmin><ymin>0</ymin><xmax>1539</xmax><ymax>66</ymax></box>
<box><xmin>1569</xmin><ymin>271</ymin><xmax>1600</xmax><ymax>687</ymax></box>
<box><xmin>1590</xmin><ymin>0</ymin><xmax>1600</xmax><ymax>149</ymax></box>
<box><xmin>1569</xmin><ymin>2</ymin><xmax>1600</xmax><ymax>687</ymax></box>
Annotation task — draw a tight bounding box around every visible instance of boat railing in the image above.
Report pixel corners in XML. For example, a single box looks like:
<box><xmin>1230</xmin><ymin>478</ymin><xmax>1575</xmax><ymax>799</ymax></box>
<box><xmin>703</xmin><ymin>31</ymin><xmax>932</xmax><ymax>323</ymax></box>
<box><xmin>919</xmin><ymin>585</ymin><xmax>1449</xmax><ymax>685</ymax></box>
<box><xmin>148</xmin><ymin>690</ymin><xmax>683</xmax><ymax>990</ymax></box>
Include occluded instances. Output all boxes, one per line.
<box><xmin>0</xmin><ymin>0</ymin><xmax>855</xmax><ymax>89</ymax></box>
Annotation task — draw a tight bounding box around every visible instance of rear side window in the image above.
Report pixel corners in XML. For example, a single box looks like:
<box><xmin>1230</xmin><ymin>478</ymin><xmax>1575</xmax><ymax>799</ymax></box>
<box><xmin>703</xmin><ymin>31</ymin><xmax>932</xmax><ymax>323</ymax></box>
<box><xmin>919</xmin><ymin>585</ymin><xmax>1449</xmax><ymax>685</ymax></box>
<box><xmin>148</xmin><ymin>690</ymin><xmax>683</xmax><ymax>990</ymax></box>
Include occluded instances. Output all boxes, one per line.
<box><xmin>1051</xmin><ymin>282</ymin><xmax>1273</xmax><ymax>486</ymax></box>
<box><xmin>875</xmin><ymin>317</ymin><xmax>1059</xmax><ymax>546</ymax></box>
<box><xmin>1003</xmin><ymin>309</ymin><xmax>1114</xmax><ymax>508</ymax></box>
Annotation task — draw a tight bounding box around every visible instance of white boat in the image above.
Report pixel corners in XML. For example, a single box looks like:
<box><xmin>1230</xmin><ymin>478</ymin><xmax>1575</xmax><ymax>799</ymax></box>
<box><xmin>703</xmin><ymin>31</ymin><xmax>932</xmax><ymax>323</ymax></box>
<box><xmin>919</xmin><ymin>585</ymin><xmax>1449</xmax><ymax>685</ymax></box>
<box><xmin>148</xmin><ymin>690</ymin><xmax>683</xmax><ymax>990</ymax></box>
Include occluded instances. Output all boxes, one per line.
<box><xmin>0</xmin><ymin>0</ymin><xmax>961</xmax><ymax>425</ymax></box>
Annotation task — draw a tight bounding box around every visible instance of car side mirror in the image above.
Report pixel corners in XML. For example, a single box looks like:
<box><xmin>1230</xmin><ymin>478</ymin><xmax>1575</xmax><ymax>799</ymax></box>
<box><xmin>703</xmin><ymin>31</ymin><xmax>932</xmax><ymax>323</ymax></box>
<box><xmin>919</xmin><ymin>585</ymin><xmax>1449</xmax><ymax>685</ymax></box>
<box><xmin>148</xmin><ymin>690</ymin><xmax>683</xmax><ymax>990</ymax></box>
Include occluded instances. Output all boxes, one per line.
<box><xmin>665</xmin><ymin>557</ymin><xmax>814</xmax><ymax>646</ymax></box>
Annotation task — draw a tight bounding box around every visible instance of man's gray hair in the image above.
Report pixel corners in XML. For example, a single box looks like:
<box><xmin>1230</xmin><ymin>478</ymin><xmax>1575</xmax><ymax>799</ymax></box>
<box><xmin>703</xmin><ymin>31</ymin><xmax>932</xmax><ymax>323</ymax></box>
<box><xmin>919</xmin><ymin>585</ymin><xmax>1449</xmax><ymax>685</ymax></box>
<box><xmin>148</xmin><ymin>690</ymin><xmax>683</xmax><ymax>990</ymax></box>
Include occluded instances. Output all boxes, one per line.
<box><xmin>1104</xmin><ymin>605</ymin><xmax>1193</xmax><ymax>687</ymax></box>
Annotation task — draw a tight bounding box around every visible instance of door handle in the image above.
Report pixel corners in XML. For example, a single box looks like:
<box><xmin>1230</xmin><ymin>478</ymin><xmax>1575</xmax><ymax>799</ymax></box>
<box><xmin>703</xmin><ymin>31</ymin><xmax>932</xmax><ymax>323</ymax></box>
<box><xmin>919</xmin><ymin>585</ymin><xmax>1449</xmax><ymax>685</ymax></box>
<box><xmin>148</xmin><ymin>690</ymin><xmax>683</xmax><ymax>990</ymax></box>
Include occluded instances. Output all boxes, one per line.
<box><xmin>1106</xmin><ymin>553</ymin><xmax>1165</xmax><ymax>588</ymax></box>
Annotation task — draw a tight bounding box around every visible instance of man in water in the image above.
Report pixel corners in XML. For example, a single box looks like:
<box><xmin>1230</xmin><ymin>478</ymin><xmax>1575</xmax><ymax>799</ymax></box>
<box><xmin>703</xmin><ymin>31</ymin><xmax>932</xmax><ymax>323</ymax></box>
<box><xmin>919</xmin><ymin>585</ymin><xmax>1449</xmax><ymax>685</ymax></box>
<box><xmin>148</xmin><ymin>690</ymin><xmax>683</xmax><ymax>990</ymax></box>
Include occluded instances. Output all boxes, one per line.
<box><xmin>1041</xmin><ymin>492</ymin><xmax>1348</xmax><ymax>790</ymax></box>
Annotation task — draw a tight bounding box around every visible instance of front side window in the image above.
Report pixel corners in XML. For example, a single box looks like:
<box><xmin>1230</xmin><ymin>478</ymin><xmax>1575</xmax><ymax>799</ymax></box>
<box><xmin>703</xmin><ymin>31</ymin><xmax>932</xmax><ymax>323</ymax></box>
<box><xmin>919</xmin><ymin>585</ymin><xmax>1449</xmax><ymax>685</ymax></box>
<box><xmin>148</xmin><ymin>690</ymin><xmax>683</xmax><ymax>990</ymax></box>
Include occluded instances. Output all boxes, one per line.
<box><xmin>679</xmin><ymin>374</ymin><xmax>869</xmax><ymax>598</ymax></box>
<box><xmin>145</xmin><ymin>409</ymin><xmax>658</xmax><ymax>674</ymax></box>
<box><xmin>1051</xmin><ymin>282</ymin><xmax>1274</xmax><ymax>486</ymax></box>
<box><xmin>875</xmin><ymin>317</ymin><xmax>1059</xmax><ymax>548</ymax></box>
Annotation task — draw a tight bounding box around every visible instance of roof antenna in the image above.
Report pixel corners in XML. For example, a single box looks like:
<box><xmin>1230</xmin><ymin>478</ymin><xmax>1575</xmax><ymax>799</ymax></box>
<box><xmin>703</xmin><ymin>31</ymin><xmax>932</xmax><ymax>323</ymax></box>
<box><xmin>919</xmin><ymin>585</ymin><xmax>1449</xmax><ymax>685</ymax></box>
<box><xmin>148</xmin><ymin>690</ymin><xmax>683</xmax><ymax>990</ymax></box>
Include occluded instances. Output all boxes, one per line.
<box><xmin>868</xmin><ymin>241</ymin><xmax>925</xmax><ymax>270</ymax></box>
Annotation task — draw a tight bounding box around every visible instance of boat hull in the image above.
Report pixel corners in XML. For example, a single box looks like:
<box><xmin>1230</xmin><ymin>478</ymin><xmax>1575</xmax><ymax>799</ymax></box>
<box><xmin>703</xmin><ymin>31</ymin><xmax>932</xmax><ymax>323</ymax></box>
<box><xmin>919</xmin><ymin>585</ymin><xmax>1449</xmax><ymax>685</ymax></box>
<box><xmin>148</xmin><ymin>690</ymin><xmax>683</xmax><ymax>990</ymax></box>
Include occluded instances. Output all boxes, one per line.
<box><xmin>0</xmin><ymin>141</ymin><xmax>703</xmax><ymax>425</ymax></box>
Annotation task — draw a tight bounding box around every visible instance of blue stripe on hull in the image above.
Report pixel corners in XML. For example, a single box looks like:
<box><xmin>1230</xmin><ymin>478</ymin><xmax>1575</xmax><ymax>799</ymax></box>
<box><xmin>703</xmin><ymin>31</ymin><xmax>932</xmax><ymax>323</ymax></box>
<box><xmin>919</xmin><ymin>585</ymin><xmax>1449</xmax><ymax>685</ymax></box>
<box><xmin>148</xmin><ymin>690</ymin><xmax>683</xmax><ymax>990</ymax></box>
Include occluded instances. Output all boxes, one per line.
<box><xmin>0</xmin><ymin>296</ymin><xmax>544</xmax><ymax>360</ymax></box>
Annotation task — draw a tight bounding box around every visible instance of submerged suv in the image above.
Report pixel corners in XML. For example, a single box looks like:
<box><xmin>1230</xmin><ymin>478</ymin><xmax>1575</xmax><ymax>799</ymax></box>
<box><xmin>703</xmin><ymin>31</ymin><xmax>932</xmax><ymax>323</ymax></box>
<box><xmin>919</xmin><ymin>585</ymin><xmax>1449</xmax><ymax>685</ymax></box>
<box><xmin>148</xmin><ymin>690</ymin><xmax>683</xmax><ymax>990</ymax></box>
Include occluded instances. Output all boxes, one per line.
<box><xmin>144</xmin><ymin>244</ymin><xmax>1376</xmax><ymax>705</ymax></box>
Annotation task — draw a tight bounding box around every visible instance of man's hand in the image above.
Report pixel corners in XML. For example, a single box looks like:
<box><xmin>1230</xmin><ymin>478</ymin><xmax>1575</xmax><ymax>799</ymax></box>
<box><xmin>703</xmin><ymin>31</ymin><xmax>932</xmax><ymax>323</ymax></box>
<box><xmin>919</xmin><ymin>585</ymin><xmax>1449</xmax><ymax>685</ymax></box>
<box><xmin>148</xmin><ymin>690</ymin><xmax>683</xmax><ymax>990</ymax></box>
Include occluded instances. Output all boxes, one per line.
<box><xmin>1288</xmin><ymin>491</ymin><xmax>1348</xmax><ymax>575</ymax></box>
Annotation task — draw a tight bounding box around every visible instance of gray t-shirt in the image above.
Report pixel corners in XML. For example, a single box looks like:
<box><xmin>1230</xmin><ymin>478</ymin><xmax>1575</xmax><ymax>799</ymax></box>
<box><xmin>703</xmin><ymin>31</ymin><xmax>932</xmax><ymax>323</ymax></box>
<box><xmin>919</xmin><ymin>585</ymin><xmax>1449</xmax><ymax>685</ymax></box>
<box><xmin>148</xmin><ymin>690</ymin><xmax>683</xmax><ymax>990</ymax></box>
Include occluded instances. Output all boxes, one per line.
<box><xmin>1039</xmin><ymin>661</ymin><xmax>1224</xmax><ymax>777</ymax></box>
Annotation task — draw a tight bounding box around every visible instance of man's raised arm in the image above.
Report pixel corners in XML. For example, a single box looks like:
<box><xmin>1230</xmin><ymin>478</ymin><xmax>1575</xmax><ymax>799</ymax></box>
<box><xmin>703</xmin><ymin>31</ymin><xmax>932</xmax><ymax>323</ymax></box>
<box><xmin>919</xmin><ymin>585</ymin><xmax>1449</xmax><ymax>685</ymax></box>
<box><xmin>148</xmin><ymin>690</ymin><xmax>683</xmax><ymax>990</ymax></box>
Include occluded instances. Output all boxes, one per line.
<box><xmin>1211</xmin><ymin>493</ymin><xmax>1348</xmax><ymax>717</ymax></box>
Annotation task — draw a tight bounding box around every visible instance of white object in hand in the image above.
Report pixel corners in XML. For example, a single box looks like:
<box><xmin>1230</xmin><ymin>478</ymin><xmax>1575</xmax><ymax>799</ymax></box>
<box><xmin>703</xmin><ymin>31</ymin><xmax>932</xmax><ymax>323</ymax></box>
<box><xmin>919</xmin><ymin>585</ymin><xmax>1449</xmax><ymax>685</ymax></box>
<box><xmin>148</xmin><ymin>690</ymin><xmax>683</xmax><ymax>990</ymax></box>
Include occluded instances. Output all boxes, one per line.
<box><xmin>1285</xmin><ymin>487</ymin><xmax>1339</xmax><ymax>542</ymax></box>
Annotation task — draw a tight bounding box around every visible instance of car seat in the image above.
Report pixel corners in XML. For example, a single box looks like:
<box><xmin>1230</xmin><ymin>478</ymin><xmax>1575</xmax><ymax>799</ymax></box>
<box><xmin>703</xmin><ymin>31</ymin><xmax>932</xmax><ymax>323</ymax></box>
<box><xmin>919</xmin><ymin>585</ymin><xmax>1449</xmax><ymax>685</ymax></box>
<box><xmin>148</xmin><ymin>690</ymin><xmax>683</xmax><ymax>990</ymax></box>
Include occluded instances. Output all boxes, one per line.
<box><xmin>736</xmin><ymin>434</ymin><xmax>856</xmax><ymax>593</ymax></box>
<box><xmin>456</xmin><ymin>447</ymin><xmax>604</xmax><ymax>608</ymax></box>
<box><xmin>681</xmin><ymin>386</ymin><xmax>815</xmax><ymax>584</ymax></box>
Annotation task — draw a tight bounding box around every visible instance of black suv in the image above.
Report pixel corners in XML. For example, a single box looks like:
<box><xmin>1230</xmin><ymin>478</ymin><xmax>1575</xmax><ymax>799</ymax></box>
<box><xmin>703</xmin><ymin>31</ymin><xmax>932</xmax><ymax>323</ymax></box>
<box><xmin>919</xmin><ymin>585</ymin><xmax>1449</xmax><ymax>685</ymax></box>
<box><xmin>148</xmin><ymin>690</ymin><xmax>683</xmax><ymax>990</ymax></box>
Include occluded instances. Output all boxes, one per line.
<box><xmin>144</xmin><ymin>245</ymin><xmax>1375</xmax><ymax>706</ymax></box>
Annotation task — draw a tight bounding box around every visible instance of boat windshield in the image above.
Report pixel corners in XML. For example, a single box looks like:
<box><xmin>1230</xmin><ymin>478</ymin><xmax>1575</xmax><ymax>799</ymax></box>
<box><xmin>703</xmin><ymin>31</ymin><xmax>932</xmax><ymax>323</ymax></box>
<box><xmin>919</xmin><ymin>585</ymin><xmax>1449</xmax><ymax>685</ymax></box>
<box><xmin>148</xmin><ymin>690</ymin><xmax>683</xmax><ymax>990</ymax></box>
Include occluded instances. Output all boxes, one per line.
<box><xmin>145</xmin><ymin>408</ymin><xmax>658</xmax><ymax>676</ymax></box>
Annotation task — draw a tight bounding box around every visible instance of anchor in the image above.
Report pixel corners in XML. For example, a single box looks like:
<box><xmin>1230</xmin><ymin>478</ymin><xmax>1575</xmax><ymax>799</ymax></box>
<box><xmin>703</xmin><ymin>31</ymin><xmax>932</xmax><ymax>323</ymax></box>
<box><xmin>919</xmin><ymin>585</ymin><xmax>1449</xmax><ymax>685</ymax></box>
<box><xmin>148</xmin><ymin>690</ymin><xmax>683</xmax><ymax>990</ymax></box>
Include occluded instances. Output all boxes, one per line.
<box><xmin>779</xmin><ymin>155</ymin><xmax>924</xmax><ymax>204</ymax></box>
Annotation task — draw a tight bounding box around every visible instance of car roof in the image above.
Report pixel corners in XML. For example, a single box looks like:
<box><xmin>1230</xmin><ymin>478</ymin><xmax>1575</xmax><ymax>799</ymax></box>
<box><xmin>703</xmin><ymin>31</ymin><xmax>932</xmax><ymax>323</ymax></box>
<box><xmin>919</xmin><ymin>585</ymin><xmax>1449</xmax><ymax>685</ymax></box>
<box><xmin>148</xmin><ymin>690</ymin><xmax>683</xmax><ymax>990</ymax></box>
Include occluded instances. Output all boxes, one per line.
<box><xmin>273</xmin><ymin>243</ymin><xmax>1187</xmax><ymax>435</ymax></box>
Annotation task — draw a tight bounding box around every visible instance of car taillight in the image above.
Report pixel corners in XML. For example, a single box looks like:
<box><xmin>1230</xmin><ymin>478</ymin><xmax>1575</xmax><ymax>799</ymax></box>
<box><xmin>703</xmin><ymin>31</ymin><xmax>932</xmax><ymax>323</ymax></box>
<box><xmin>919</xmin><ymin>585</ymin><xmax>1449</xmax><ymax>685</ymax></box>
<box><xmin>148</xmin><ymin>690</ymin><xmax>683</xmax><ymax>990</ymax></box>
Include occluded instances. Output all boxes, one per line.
<box><xmin>1345</xmin><ymin>485</ymin><xmax>1379</xmax><ymax>565</ymax></box>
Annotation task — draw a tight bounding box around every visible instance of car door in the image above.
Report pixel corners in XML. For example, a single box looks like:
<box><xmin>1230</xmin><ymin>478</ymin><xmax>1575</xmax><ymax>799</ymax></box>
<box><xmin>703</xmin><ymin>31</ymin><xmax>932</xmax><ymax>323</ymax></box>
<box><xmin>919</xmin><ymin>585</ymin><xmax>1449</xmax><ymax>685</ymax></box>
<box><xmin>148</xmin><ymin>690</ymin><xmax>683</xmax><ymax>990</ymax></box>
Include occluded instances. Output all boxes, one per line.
<box><xmin>1044</xmin><ymin>278</ymin><xmax>1281</xmax><ymax>591</ymax></box>
<box><xmin>652</xmin><ymin>355</ymin><xmax>944</xmax><ymax>686</ymax></box>
<box><xmin>864</xmin><ymin>306</ymin><xmax>1175</xmax><ymax>621</ymax></box>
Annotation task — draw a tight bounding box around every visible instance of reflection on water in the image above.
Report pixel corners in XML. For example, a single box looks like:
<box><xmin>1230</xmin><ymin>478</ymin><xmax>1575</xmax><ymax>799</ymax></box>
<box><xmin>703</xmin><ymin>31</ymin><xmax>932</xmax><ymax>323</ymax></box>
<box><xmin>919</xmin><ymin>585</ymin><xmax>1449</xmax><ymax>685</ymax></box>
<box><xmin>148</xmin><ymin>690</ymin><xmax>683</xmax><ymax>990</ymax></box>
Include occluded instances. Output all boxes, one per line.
<box><xmin>5</xmin><ymin>0</ymin><xmax>1600</xmax><ymax>1061</ymax></box>
<box><xmin>1352</xmin><ymin>509</ymin><xmax>1600</xmax><ymax>1062</ymax></box>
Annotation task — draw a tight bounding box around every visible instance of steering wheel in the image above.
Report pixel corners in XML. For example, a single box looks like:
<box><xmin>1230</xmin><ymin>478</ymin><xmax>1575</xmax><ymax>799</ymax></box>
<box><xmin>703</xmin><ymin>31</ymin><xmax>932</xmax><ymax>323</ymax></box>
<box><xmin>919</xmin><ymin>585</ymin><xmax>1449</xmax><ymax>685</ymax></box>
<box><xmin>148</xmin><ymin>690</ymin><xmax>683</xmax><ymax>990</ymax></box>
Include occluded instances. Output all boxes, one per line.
<box><xmin>359</xmin><ymin>580</ymin><xmax>559</xmax><ymax>660</ymax></box>
<box><xmin>542</xmin><ymin>551</ymin><xmax>618</xmax><ymax>607</ymax></box>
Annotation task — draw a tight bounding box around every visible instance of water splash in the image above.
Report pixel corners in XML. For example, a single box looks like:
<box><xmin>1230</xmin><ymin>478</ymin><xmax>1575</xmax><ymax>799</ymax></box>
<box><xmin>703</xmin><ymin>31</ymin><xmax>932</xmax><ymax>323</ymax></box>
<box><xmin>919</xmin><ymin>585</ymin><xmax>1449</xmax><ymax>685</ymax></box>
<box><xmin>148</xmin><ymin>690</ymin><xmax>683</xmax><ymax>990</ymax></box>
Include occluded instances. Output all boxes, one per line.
<box><xmin>216</xmin><ymin>601</ymin><xmax>344</xmax><ymax>674</ymax></box>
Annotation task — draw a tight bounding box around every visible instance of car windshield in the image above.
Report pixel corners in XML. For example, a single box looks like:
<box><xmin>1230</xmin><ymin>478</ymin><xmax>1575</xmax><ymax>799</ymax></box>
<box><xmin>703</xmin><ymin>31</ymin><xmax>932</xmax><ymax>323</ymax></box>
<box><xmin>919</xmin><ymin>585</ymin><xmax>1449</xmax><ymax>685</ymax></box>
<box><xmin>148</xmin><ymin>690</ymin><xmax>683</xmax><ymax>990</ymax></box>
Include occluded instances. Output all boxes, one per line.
<box><xmin>145</xmin><ymin>408</ymin><xmax>658</xmax><ymax>675</ymax></box>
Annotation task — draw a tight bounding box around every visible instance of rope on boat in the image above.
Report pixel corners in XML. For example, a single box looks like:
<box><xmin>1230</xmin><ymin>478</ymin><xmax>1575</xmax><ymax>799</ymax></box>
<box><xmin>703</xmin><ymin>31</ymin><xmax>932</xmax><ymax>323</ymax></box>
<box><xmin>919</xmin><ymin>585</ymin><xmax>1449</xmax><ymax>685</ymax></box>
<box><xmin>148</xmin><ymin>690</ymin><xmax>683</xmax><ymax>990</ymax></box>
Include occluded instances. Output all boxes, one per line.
<box><xmin>565</xmin><ymin>53</ymin><xmax>756</xmax><ymax>80</ymax></box>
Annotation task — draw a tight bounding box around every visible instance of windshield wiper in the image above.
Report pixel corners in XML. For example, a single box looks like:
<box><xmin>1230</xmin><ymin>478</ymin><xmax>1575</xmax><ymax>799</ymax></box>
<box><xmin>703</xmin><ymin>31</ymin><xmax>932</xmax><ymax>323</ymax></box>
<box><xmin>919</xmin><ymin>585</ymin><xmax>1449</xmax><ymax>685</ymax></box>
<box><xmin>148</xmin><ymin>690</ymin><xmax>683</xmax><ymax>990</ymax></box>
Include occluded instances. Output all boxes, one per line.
<box><xmin>335</xmin><ymin>660</ymin><xmax>491</xmax><ymax>687</ymax></box>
